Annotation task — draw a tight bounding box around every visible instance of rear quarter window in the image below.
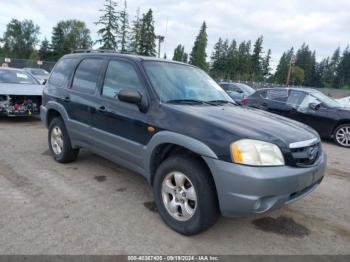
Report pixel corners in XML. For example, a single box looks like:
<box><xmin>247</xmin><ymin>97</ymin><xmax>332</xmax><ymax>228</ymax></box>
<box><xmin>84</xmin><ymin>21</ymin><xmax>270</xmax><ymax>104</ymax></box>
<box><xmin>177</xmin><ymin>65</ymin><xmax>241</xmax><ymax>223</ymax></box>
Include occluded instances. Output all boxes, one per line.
<box><xmin>48</xmin><ymin>58</ymin><xmax>78</xmax><ymax>88</ymax></box>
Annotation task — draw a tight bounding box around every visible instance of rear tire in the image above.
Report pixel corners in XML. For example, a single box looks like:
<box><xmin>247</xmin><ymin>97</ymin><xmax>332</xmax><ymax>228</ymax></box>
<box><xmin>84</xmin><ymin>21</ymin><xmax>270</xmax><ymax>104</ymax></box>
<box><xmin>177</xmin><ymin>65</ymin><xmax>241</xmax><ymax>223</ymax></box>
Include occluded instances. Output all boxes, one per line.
<box><xmin>48</xmin><ymin>117</ymin><xmax>79</xmax><ymax>163</ymax></box>
<box><xmin>333</xmin><ymin>124</ymin><xmax>350</xmax><ymax>147</ymax></box>
<box><xmin>153</xmin><ymin>155</ymin><xmax>219</xmax><ymax>235</ymax></box>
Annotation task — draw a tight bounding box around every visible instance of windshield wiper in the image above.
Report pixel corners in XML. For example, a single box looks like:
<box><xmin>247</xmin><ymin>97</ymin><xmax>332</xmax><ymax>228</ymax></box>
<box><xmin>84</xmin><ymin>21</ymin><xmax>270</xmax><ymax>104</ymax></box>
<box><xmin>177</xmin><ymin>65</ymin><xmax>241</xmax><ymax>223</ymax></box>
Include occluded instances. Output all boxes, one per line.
<box><xmin>166</xmin><ymin>99</ymin><xmax>208</xmax><ymax>105</ymax></box>
<box><xmin>206</xmin><ymin>100</ymin><xmax>237</xmax><ymax>106</ymax></box>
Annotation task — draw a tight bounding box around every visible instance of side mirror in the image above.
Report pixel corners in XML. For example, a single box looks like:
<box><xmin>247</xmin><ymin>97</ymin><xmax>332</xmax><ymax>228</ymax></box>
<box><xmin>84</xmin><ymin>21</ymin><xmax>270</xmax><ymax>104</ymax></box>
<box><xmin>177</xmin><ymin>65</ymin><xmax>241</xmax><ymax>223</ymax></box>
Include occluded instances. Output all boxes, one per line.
<box><xmin>118</xmin><ymin>89</ymin><xmax>148</xmax><ymax>112</ymax></box>
<box><xmin>42</xmin><ymin>79</ymin><xmax>47</xmax><ymax>85</ymax></box>
<box><xmin>309</xmin><ymin>103</ymin><xmax>320</xmax><ymax>111</ymax></box>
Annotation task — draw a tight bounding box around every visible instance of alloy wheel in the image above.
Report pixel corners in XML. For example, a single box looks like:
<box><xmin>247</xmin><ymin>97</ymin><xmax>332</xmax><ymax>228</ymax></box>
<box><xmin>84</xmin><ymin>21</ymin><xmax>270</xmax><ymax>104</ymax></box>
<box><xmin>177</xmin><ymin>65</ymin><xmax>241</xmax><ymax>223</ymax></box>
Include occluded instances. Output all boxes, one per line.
<box><xmin>161</xmin><ymin>171</ymin><xmax>198</xmax><ymax>221</ymax></box>
<box><xmin>336</xmin><ymin>126</ymin><xmax>350</xmax><ymax>147</ymax></box>
<box><xmin>51</xmin><ymin>126</ymin><xmax>64</xmax><ymax>155</ymax></box>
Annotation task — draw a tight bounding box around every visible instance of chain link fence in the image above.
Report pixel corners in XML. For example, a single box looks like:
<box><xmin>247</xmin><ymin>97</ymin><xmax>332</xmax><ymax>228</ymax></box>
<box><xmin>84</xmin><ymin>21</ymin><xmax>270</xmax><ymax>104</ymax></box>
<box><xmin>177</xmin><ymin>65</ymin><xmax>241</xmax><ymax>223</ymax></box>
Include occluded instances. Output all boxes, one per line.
<box><xmin>0</xmin><ymin>57</ymin><xmax>56</xmax><ymax>72</ymax></box>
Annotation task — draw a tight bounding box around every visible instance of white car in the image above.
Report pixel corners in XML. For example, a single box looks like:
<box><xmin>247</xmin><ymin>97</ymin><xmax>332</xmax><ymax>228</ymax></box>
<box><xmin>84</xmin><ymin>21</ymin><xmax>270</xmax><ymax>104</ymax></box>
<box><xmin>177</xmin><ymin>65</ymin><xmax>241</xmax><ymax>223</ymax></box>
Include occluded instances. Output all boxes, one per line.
<box><xmin>337</xmin><ymin>96</ymin><xmax>350</xmax><ymax>107</ymax></box>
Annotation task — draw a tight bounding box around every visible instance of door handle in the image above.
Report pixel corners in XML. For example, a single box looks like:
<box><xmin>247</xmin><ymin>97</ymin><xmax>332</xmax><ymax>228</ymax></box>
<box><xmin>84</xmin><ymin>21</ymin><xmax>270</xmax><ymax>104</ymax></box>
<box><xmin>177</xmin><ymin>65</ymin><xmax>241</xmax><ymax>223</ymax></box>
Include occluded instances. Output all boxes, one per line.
<box><xmin>261</xmin><ymin>103</ymin><xmax>268</xmax><ymax>107</ymax></box>
<box><xmin>97</xmin><ymin>105</ymin><xmax>106</xmax><ymax>111</ymax></box>
<box><xmin>63</xmin><ymin>96</ymin><xmax>70</xmax><ymax>102</ymax></box>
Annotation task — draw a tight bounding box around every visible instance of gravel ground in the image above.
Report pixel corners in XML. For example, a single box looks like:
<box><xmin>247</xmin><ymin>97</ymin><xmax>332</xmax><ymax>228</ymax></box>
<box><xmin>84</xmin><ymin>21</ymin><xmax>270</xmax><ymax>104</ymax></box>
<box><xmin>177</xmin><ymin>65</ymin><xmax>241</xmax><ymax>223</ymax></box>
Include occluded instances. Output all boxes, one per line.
<box><xmin>0</xmin><ymin>117</ymin><xmax>349</xmax><ymax>255</ymax></box>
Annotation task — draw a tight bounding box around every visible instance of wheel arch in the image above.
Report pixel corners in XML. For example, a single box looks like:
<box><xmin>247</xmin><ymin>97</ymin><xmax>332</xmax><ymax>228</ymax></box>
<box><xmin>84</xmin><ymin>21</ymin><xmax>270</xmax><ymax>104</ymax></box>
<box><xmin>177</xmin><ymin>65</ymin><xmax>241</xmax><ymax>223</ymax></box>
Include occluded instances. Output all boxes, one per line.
<box><xmin>45</xmin><ymin>101</ymin><xmax>69</xmax><ymax>128</ymax></box>
<box><xmin>145</xmin><ymin>131</ymin><xmax>218</xmax><ymax>185</ymax></box>
<box><xmin>331</xmin><ymin>120</ymin><xmax>350</xmax><ymax>137</ymax></box>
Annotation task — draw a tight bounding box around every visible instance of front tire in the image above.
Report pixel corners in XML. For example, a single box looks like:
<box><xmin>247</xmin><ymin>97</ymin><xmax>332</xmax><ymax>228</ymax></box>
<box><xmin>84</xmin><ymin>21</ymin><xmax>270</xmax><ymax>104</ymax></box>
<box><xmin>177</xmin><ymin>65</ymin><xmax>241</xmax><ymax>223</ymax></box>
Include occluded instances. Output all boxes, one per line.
<box><xmin>153</xmin><ymin>155</ymin><xmax>219</xmax><ymax>235</ymax></box>
<box><xmin>48</xmin><ymin>117</ymin><xmax>79</xmax><ymax>163</ymax></box>
<box><xmin>334</xmin><ymin>124</ymin><xmax>350</xmax><ymax>147</ymax></box>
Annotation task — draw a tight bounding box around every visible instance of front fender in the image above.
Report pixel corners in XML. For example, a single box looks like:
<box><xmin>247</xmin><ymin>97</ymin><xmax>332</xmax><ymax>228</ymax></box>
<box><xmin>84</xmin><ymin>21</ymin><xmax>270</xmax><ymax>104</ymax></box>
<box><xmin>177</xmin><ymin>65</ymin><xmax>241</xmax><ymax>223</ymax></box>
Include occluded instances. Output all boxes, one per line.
<box><xmin>144</xmin><ymin>131</ymin><xmax>218</xmax><ymax>181</ymax></box>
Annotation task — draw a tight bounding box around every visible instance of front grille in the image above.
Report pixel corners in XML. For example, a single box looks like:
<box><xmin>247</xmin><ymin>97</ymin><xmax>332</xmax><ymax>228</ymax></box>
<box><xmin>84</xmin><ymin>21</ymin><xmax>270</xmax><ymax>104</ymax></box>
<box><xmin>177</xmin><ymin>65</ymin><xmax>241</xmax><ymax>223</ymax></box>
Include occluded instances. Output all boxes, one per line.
<box><xmin>290</xmin><ymin>142</ymin><xmax>321</xmax><ymax>166</ymax></box>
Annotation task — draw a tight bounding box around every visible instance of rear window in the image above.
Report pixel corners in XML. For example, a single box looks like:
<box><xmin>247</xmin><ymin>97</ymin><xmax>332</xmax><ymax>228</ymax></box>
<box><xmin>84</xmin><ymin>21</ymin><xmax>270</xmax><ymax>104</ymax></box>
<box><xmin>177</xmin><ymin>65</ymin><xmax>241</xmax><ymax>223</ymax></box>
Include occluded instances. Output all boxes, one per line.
<box><xmin>48</xmin><ymin>58</ymin><xmax>78</xmax><ymax>88</ymax></box>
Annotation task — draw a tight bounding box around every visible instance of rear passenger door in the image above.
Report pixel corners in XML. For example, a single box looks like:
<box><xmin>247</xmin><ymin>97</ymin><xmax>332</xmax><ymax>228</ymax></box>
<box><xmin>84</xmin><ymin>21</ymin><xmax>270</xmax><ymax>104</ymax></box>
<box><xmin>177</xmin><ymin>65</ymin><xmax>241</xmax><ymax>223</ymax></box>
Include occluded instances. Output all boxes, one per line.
<box><xmin>263</xmin><ymin>89</ymin><xmax>290</xmax><ymax>116</ymax></box>
<box><xmin>66</xmin><ymin>57</ymin><xmax>105</xmax><ymax>144</ymax></box>
<box><xmin>91</xmin><ymin>58</ymin><xmax>150</xmax><ymax>170</ymax></box>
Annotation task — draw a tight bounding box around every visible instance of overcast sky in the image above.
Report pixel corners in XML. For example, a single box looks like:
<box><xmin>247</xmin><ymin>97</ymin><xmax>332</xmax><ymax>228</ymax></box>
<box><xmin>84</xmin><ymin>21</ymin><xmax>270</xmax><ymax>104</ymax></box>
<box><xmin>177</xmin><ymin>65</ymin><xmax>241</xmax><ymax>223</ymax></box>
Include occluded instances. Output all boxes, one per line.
<box><xmin>0</xmin><ymin>0</ymin><xmax>349</xmax><ymax>69</ymax></box>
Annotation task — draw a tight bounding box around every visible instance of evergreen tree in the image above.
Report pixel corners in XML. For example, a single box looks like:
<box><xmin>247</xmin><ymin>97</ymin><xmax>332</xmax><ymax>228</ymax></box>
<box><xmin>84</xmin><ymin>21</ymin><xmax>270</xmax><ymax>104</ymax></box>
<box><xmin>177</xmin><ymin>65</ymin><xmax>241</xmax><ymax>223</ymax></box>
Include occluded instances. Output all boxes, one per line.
<box><xmin>330</xmin><ymin>47</ymin><xmax>341</xmax><ymax>87</ymax></box>
<box><xmin>251</xmin><ymin>36</ymin><xmax>264</xmax><ymax>80</ymax></box>
<box><xmin>39</xmin><ymin>38</ymin><xmax>52</xmax><ymax>61</ymax></box>
<box><xmin>262</xmin><ymin>49</ymin><xmax>272</xmax><ymax>80</ymax></box>
<box><xmin>236</xmin><ymin>41</ymin><xmax>251</xmax><ymax>80</ymax></box>
<box><xmin>173</xmin><ymin>44</ymin><xmax>188</xmax><ymax>62</ymax></box>
<box><xmin>274</xmin><ymin>48</ymin><xmax>294</xmax><ymax>84</ymax></box>
<box><xmin>138</xmin><ymin>9</ymin><xmax>156</xmax><ymax>56</ymax></box>
<box><xmin>337</xmin><ymin>46</ymin><xmax>350</xmax><ymax>88</ymax></box>
<box><xmin>129</xmin><ymin>8</ymin><xmax>141</xmax><ymax>54</ymax></box>
<box><xmin>226</xmin><ymin>39</ymin><xmax>238</xmax><ymax>80</ymax></box>
<box><xmin>95</xmin><ymin>0</ymin><xmax>119</xmax><ymax>50</ymax></box>
<box><xmin>295</xmin><ymin>43</ymin><xmax>316</xmax><ymax>86</ymax></box>
<box><xmin>190</xmin><ymin>21</ymin><xmax>208</xmax><ymax>71</ymax></box>
<box><xmin>118</xmin><ymin>0</ymin><xmax>129</xmax><ymax>53</ymax></box>
<box><xmin>210</xmin><ymin>38</ymin><xmax>224</xmax><ymax>78</ymax></box>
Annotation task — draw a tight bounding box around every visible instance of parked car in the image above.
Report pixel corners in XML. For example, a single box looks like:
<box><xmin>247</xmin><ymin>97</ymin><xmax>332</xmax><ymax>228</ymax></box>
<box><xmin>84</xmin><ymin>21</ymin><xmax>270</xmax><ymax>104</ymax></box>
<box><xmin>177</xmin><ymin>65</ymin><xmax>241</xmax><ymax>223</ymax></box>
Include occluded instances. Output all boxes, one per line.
<box><xmin>219</xmin><ymin>82</ymin><xmax>255</xmax><ymax>104</ymax></box>
<box><xmin>41</xmin><ymin>51</ymin><xmax>326</xmax><ymax>235</ymax></box>
<box><xmin>23</xmin><ymin>68</ymin><xmax>50</xmax><ymax>84</ymax></box>
<box><xmin>0</xmin><ymin>67</ymin><xmax>43</xmax><ymax>116</ymax></box>
<box><xmin>247</xmin><ymin>88</ymin><xmax>350</xmax><ymax>147</ymax></box>
<box><xmin>337</xmin><ymin>96</ymin><xmax>350</xmax><ymax>107</ymax></box>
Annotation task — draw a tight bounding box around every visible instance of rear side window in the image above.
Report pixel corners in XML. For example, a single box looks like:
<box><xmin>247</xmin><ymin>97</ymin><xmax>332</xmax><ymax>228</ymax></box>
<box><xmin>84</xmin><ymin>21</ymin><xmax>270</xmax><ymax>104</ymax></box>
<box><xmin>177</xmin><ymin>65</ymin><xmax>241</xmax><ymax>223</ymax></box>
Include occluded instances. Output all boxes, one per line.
<box><xmin>102</xmin><ymin>60</ymin><xmax>143</xmax><ymax>99</ymax></box>
<box><xmin>72</xmin><ymin>58</ymin><xmax>104</xmax><ymax>94</ymax></box>
<box><xmin>48</xmin><ymin>58</ymin><xmax>77</xmax><ymax>88</ymax></box>
<box><xmin>287</xmin><ymin>91</ymin><xmax>306</xmax><ymax>106</ymax></box>
<box><xmin>266</xmin><ymin>89</ymin><xmax>288</xmax><ymax>102</ymax></box>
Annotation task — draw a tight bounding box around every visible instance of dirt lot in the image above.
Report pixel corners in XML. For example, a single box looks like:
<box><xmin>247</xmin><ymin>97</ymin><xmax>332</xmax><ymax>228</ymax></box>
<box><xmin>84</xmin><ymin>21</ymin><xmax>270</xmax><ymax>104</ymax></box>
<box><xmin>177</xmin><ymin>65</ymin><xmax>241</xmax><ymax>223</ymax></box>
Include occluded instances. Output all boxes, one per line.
<box><xmin>0</xmin><ymin>117</ymin><xmax>349</xmax><ymax>255</ymax></box>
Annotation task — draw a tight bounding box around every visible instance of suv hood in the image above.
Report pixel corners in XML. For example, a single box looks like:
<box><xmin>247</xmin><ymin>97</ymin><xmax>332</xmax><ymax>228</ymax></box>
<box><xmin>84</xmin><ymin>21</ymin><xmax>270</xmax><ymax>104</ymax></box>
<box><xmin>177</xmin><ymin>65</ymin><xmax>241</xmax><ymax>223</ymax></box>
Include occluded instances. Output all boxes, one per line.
<box><xmin>163</xmin><ymin>104</ymin><xmax>318</xmax><ymax>148</ymax></box>
<box><xmin>0</xmin><ymin>83</ymin><xmax>43</xmax><ymax>96</ymax></box>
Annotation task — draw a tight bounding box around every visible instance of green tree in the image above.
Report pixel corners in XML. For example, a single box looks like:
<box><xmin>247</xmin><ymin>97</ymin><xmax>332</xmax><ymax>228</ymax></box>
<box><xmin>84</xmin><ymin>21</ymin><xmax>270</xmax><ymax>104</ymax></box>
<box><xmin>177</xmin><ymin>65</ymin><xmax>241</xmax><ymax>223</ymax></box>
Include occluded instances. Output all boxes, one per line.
<box><xmin>274</xmin><ymin>47</ymin><xmax>294</xmax><ymax>84</ymax></box>
<box><xmin>190</xmin><ymin>21</ymin><xmax>208</xmax><ymax>71</ymax></box>
<box><xmin>236</xmin><ymin>41</ymin><xmax>251</xmax><ymax>80</ymax></box>
<box><xmin>51</xmin><ymin>20</ymin><xmax>92</xmax><ymax>60</ymax></box>
<box><xmin>138</xmin><ymin>9</ymin><xmax>156</xmax><ymax>56</ymax></box>
<box><xmin>262</xmin><ymin>49</ymin><xmax>272</xmax><ymax>80</ymax></box>
<box><xmin>95</xmin><ymin>0</ymin><xmax>119</xmax><ymax>50</ymax></box>
<box><xmin>226</xmin><ymin>39</ymin><xmax>238</xmax><ymax>80</ymax></box>
<box><xmin>251</xmin><ymin>36</ymin><xmax>264</xmax><ymax>80</ymax></box>
<box><xmin>291</xmin><ymin>66</ymin><xmax>305</xmax><ymax>85</ymax></box>
<box><xmin>39</xmin><ymin>38</ymin><xmax>52</xmax><ymax>61</ymax></box>
<box><xmin>129</xmin><ymin>8</ymin><xmax>141</xmax><ymax>54</ymax></box>
<box><xmin>118</xmin><ymin>0</ymin><xmax>129</xmax><ymax>53</ymax></box>
<box><xmin>173</xmin><ymin>44</ymin><xmax>188</xmax><ymax>62</ymax></box>
<box><xmin>210</xmin><ymin>37</ymin><xmax>224</xmax><ymax>78</ymax></box>
<box><xmin>2</xmin><ymin>19</ymin><xmax>40</xmax><ymax>59</ymax></box>
<box><xmin>337</xmin><ymin>46</ymin><xmax>350</xmax><ymax>88</ymax></box>
<box><xmin>295</xmin><ymin>43</ymin><xmax>316</xmax><ymax>86</ymax></box>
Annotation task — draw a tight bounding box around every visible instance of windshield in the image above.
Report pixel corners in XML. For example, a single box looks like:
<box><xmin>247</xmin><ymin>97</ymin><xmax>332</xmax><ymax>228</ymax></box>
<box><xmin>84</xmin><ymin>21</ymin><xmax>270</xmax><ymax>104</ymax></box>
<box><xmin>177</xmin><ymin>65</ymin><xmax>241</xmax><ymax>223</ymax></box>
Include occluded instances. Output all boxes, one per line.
<box><xmin>0</xmin><ymin>69</ymin><xmax>37</xmax><ymax>84</ymax></box>
<box><xmin>143</xmin><ymin>61</ymin><xmax>232</xmax><ymax>103</ymax></box>
<box><xmin>29</xmin><ymin>69</ymin><xmax>49</xmax><ymax>76</ymax></box>
<box><xmin>311</xmin><ymin>91</ymin><xmax>342</xmax><ymax>108</ymax></box>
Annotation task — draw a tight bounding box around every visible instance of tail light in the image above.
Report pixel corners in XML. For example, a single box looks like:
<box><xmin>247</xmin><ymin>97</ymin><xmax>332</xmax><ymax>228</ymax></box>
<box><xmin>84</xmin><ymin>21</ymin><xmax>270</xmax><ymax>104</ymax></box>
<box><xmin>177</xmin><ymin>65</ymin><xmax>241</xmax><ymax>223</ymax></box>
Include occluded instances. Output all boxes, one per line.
<box><xmin>241</xmin><ymin>96</ymin><xmax>248</xmax><ymax>105</ymax></box>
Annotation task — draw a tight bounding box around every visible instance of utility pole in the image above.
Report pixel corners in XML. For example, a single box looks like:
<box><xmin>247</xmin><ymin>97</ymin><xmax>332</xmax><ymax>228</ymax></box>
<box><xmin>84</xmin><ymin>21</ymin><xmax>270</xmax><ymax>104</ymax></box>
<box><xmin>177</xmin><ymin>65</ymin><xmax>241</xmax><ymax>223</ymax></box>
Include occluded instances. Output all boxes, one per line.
<box><xmin>286</xmin><ymin>54</ymin><xmax>296</xmax><ymax>86</ymax></box>
<box><xmin>155</xmin><ymin>35</ymin><xmax>165</xmax><ymax>58</ymax></box>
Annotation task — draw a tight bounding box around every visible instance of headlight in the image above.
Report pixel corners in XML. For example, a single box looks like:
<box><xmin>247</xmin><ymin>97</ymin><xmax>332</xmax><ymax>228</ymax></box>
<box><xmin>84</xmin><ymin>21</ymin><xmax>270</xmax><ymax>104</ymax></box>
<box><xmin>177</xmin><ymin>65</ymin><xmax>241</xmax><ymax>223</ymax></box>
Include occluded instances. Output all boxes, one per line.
<box><xmin>230</xmin><ymin>139</ymin><xmax>284</xmax><ymax>166</ymax></box>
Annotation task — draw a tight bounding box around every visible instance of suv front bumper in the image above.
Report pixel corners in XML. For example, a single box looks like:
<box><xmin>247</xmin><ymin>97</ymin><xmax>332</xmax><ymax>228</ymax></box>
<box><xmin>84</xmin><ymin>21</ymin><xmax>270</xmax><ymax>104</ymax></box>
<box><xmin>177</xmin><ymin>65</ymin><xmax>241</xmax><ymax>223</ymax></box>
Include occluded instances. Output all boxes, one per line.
<box><xmin>203</xmin><ymin>153</ymin><xmax>326</xmax><ymax>217</ymax></box>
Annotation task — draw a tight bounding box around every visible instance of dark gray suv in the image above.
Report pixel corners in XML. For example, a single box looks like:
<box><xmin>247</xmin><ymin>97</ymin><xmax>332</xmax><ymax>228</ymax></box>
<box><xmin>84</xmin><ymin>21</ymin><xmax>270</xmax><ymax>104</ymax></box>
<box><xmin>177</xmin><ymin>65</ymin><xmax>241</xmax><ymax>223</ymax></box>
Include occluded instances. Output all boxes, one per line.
<box><xmin>41</xmin><ymin>51</ymin><xmax>326</xmax><ymax>235</ymax></box>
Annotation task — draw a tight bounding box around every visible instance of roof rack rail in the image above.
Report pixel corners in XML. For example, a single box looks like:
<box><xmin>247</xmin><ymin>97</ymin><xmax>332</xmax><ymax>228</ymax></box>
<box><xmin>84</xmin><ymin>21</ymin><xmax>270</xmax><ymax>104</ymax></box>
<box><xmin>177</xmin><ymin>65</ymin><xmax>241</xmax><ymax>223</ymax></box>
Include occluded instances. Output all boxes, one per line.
<box><xmin>71</xmin><ymin>49</ymin><xmax>118</xmax><ymax>54</ymax></box>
